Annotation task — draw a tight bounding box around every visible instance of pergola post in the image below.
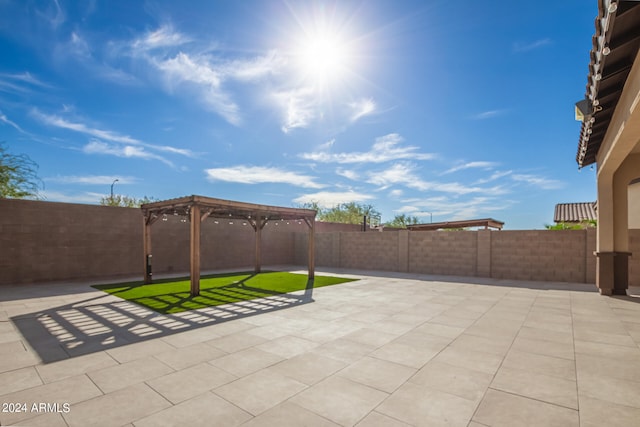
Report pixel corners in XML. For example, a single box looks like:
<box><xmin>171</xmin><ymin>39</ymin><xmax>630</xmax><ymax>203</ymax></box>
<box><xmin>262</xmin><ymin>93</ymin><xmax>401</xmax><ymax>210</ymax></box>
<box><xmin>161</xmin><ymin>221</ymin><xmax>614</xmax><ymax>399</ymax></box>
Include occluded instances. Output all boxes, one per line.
<box><xmin>307</xmin><ymin>218</ymin><xmax>315</xmax><ymax>279</ymax></box>
<box><xmin>143</xmin><ymin>214</ymin><xmax>152</xmax><ymax>284</ymax></box>
<box><xmin>255</xmin><ymin>215</ymin><xmax>262</xmax><ymax>274</ymax></box>
<box><xmin>190</xmin><ymin>204</ymin><xmax>201</xmax><ymax>296</ymax></box>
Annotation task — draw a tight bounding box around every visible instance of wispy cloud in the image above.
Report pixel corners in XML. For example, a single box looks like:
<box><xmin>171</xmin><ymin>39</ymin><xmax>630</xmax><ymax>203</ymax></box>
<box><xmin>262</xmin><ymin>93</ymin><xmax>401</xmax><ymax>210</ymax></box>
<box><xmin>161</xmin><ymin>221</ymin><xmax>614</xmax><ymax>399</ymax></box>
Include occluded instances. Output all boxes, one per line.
<box><xmin>300</xmin><ymin>133</ymin><xmax>434</xmax><ymax>164</ymax></box>
<box><xmin>474</xmin><ymin>170</ymin><xmax>513</xmax><ymax>184</ymax></box>
<box><xmin>336</xmin><ymin>168</ymin><xmax>359</xmax><ymax>180</ymax></box>
<box><xmin>0</xmin><ymin>72</ymin><xmax>51</xmax><ymax>94</ymax></box>
<box><xmin>205</xmin><ymin>165</ymin><xmax>325</xmax><ymax>189</ymax></box>
<box><xmin>32</xmin><ymin>110</ymin><xmax>194</xmax><ymax>157</ymax></box>
<box><xmin>397</xmin><ymin>196</ymin><xmax>513</xmax><ymax>222</ymax></box>
<box><xmin>47</xmin><ymin>175</ymin><xmax>137</xmax><ymax>185</ymax></box>
<box><xmin>83</xmin><ymin>140</ymin><xmax>173</xmax><ymax>166</ymax></box>
<box><xmin>40</xmin><ymin>190</ymin><xmax>104</xmax><ymax>204</ymax></box>
<box><xmin>275</xmin><ymin>87</ymin><xmax>316</xmax><ymax>133</ymax></box>
<box><xmin>0</xmin><ymin>110</ymin><xmax>25</xmax><ymax>133</ymax></box>
<box><xmin>349</xmin><ymin>98</ymin><xmax>376</xmax><ymax>122</ymax></box>
<box><xmin>472</xmin><ymin>110</ymin><xmax>507</xmax><ymax>120</ymax></box>
<box><xmin>442</xmin><ymin>161</ymin><xmax>497</xmax><ymax>175</ymax></box>
<box><xmin>368</xmin><ymin>162</ymin><xmax>507</xmax><ymax>195</ymax></box>
<box><xmin>132</xmin><ymin>25</ymin><xmax>191</xmax><ymax>52</ymax></box>
<box><xmin>513</xmin><ymin>38</ymin><xmax>552</xmax><ymax>53</ymax></box>
<box><xmin>292</xmin><ymin>190</ymin><xmax>374</xmax><ymax>208</ymax></box>
<box><xmin>511</xmin><ymin>173</ymin><xmax>564</xmax><ymax>190</ymax></box>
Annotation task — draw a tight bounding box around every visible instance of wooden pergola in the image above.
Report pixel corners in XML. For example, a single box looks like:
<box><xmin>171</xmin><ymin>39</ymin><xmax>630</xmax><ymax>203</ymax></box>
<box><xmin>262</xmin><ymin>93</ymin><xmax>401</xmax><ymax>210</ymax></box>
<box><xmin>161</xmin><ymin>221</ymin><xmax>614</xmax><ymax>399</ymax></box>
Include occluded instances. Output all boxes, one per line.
<box><xmin>407</xmin><ymin>218</ymin><xmax>504</xmax><ymax>231</ymax></box>
<box><xmin>140</xmin><ymin>195</ymin><xmax>317</xmax><ymax>296</ymax></box>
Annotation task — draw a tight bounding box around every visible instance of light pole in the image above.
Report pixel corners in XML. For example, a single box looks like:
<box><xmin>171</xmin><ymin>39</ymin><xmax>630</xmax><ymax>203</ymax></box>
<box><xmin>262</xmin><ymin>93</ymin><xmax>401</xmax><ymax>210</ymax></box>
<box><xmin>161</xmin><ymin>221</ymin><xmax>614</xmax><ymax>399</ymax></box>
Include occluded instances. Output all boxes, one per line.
<box><xmin>425</xmin><ymin>211</ymin><xmax>433</xmax><ymax>223</ymax></box>
<box><xmin>110</xmin><ymin>178</ymin><xmax>119</xmax><ymax>201</ymax></box>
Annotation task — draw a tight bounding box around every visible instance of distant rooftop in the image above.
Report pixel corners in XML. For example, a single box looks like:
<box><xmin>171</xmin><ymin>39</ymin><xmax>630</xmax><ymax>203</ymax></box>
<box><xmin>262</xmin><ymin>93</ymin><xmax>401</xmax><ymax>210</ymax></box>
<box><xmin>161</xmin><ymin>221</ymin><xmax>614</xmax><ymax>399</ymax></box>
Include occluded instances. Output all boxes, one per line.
<box><xmin>554</xmin><ymin>202</ymin><xmax>597</xmax><ymax>223</ymax></box>
<box><xmin>407</xmin><ymin>218</ymin><xmax>504</xmax><ymax>231</ymax></box>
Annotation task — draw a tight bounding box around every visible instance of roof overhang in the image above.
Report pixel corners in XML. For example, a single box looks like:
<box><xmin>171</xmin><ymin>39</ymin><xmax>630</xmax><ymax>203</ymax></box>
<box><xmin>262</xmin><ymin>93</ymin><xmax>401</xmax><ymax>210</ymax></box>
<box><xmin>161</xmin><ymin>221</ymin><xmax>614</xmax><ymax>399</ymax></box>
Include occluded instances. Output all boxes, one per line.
<box><xmin>576</xmin><ymin>0</ymin><xmax>640</xmax><ymax>168</ymax></box>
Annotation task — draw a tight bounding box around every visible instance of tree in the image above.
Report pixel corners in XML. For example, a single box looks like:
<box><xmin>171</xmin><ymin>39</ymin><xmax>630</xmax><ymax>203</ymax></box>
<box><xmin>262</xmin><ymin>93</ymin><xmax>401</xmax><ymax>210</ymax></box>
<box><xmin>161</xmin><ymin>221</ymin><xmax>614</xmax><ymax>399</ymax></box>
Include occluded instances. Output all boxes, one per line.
<box><xmin>301</xmin><ymin>201</ymin><xmax>381</xmax><ymax>225</ymax></box>
<box><xmin>385</xmin><ymin>214</ymin><xmax>420</xmax><ymax>228</ymax></box>
<box><xmin>0</xmin><ymin>142</ymin><xmax>43</xmax><ymax>199</ymax></box>
<box><xmin>545</xmin><ymin>221</ymin><xmax>596</xmax><ymax>230</ymax></box>
<box><xmin>100</xmin><ymin>195</ymin><xmax>157</xmax><ymax>207</ymax></box>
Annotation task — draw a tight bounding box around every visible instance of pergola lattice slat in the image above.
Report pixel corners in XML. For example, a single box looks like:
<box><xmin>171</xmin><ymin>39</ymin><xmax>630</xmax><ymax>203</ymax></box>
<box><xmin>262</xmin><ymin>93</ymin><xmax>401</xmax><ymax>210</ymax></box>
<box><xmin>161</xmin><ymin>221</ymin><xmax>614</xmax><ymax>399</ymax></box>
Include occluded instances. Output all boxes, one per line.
<box><xmin>141</xmin><ymin>195</ymin><xmax>317</xmax><ymax>296</ymax></box>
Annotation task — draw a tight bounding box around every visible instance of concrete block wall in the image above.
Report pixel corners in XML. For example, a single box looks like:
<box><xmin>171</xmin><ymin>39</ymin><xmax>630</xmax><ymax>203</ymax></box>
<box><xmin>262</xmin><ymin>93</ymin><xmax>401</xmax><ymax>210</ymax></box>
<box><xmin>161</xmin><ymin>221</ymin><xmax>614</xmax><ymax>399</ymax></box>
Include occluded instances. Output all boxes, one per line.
<box><xmin>2</xmin><ymin>199</ymin><xmax>640</xmax><ymax>287</ymax></box>
<box><xmin>490</xmin><ymin>230</ymin><xmax>591</xmax><ymax>283</ymax></box>
<box><xmin>0</xmin><ymin>199</ymin><xmax>142</xmax><ymax>284</ymax></box>
<box><xmin>409</xmin><ymin>231</ymin><xmax>477</xmax><ymax>276</ymax></box>
<box><xmin>338</xmin><ymin>232</ymin><xmax>399</xmax><ymax>271</ymax></box>
<box><xmin>295</xmin><ymin>229</ymin><xmax>612</xmax><ymax>285</ymax></box>
<box><xmin>0</xmin><ymin>199</ymin><xmax>298</xmax><ymax>284</ymax></box>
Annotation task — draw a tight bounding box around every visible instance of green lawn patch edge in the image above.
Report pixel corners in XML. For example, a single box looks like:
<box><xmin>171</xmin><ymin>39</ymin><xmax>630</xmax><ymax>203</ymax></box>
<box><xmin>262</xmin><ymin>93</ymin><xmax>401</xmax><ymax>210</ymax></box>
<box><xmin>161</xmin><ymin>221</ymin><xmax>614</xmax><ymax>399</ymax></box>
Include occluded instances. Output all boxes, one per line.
<box><xmin>92</xmin><ymin>271</ymin><xmax>357</xmax><ymax>314</ymax></box>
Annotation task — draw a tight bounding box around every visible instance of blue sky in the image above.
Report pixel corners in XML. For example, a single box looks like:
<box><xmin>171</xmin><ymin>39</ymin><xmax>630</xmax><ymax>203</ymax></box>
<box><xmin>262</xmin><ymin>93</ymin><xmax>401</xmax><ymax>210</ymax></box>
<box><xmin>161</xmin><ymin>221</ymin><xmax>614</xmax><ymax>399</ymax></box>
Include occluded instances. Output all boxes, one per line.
<box><xmin>0</xmin><ymin>0</ymin><xmax>599</xmax><ymax>229</ymax></box>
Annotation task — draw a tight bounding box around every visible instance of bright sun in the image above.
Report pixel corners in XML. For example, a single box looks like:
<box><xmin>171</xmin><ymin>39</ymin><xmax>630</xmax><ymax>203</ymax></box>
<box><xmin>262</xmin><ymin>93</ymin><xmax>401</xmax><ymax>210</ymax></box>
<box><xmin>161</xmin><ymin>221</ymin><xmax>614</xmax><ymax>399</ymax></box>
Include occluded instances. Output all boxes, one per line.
<box><xmin>294</xmin><ymin>31</ymin><xmax>351</xmax><ymax>85</ymax></box>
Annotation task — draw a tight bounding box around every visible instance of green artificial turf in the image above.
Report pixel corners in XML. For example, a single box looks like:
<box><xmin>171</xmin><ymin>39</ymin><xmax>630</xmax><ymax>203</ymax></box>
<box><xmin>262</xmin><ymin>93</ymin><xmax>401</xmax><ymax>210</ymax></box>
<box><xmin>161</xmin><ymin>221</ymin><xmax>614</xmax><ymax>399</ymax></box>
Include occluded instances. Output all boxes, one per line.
<box><xmin>92</xmin><ymin>271</ymin><xmax>357</xmax><ymax>314</ymax></box>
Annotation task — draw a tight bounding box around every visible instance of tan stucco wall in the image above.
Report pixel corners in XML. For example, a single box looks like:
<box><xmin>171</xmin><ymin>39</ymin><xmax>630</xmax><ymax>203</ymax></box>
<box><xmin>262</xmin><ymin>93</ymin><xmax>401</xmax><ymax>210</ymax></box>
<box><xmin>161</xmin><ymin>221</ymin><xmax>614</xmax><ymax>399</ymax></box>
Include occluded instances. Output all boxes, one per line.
<box><xmin>630</xmin><ymin>181</ymin><xmax>640</xmax><ymax>229</ymax></box>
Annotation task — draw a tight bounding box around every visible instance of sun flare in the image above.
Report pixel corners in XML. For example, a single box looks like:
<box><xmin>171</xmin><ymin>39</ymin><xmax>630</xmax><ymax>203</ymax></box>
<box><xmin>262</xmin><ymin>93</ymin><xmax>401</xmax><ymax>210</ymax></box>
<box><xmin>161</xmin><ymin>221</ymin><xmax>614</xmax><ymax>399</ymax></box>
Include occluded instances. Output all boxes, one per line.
<box><xmin>294</xmin><ymin>31</ymin><xmax>351</xmax><ymax>85</ymax></box>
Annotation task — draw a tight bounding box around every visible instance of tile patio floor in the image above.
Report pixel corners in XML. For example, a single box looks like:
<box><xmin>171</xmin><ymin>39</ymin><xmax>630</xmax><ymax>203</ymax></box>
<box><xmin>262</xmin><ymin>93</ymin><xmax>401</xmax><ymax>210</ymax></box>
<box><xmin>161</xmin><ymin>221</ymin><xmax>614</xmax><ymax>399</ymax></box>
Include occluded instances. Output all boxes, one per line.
<box><xmin>1</xmin><ymin>267</ymin><xmax>640</xmax><ymax>426</ymax></box>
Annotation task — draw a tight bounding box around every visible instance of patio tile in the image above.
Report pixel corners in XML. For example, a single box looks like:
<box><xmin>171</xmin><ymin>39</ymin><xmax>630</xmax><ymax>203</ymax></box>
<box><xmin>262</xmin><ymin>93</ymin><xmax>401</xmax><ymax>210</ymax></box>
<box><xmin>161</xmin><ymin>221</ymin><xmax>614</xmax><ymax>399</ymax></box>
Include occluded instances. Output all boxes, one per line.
<box><xmin>214</xmin><ymin>369</ymin><xmax>307</xmax><ymax>415</ymax></box>
<box><xmin>290</xmin><ymin>376</ymin><xmax>388</xmax><ymax>426</ymax></box>
<box><xmin>370</xmin><ymin>341</ymin><xmax>439</xmax><ymax>369</ymax></box>
<box><xmin>355</xmin><ymin>411</ymin><xmax>411</xmax><ymax>427</ymax></box>
<box><xmin>510</xmin><ymin>336</ymin><xmax>575</xmax><ymax>360</ymax></box>
<box><xmin>0</xmin><ymin>366</ymin><xmax>43</xmax><ymax>396</ymax></box>
<box><xmin>449</xmin><ymin>333</ymin><xmax>513</xmax><ymax>356</ymax></box>
<box><xmin>241</xmin><ymin>401</ymin><xmax>340</xmax><ymax>427</ymax></box>
<box><xmin>337</xmin><ymin>356</ymin><xmax>417</xmax><ymax>393</ymax></box>
<box><xmin>432</xmin><ymin>346</ymin><xmax>504</xmax><ymax>375</ymax></box>
<box><xmin>256</xmin><ymin>335</ymin><xmax>319</xmax><ymax>359</ymax></box>
<box><xmin>62</xmin><ymin>382</ymin><xmax>171</xmax><ymax>427</ymax></box>
<box><xmin>575</xmin><ymin>352</ymin><xmax>640</xmax><ymax>383</ymax></box>
<box><xmin>472</xmin><ymin>388</ymin><xmax>579</xmax><ymax>427</ymax></box>
<box><xmin>154</xmin><ymin>342</ymin><xmax>227</xmax><ymax>370</ymax></box>
<box><xmin>267</xmin><ymin>352</ymin><xmax>347</xmax><ymax>385</ymax></box>
<box><xmin>35</xmin><ymin>351</ymin><xmax>118</xmax><ymax>383</ymax></box>
<box><xmin>515</xmin><ymin>325</ymin><xmax>574</xmax><ymax>345</ymax></box>
<box><xmin>311</xmin><ymin>337</ymin><xmax>377</xmax><ymax>364</ymax></box>
<box><xmin>205</xmin><ymin>330</ymin><xmax>268</xmax><ymax>352</ymax></box>
<box><xmin>577</xmin><ymin>371</ymin><xmax>640</xmax><ymax>409</ymax></box>
<box><xmin>0</xmin><ymin>341</ymin><xmax>41</xmax><ymax>373</ymax></box>
<box><xmin>88</xmin><ymin>356</ymin><xmax>174</xmax><ymax>393</ymax></box>
<box><xmin>578</xmin><ymin>394</ymin><xmax>640</xmax><ymax>427</ymax></box>
<box><xmin>159</xmin><ymin>326</ymin><xmax>223</xmax><ymax>348</ymax></box>
<box><xmin>0</xmin><ymin>375</ymin><xmax>103</xmax><ymax>425</ymax></box>
<box><xmin>502</xmin><ymin>349</ymin><xmax>576</xmax><ymax>380</ymax></box>
<box><xmin>427</xmin><ymin>314</ymin><xmax>477</xmax><ymax>328</ymax></box>
<box><xmin>201</xmin><ymin>319</ymin><xmax>255</xmax><ymax>336</ymax></box>
<box><xmin>14</xmin><ymin>412</ymin><xmax>68</xmax><ymax>426</ymax></box>
<box><xmin>209</xmin><ymin>347</ymin><xmax>284</xmax><ymax>377</ymax></box>
<box><xmin>573</xmin><ymin>328</ymin><xmax>636</xmax><ymax>347</ymax></box>
<box><xmin>341</xmin><ymin>328</ymin><xmax>398</xmax><ymax>348</ymax></box>
<box><xmin>574</xmin><ymin>339</ymin><xmax>640</xmax><ymax>361</ymax></box>
<box><xmin>106</xmin><ymin>338</ymin><xmax>176</xmax><ymax>363</ymax></box>
<box><xmin>365</xmin><ymin>322</ymin><xmax>414</xmax><ymax>338</ymax></box>
<box><xmin>147</xmin><ymin>362</ymin><xmax>236</xmax><ymax>404</ymax></box>
<box><xmin>491</xmin><ymin>366</ymin><xmax>577</xmax><ymax>409</ymax></box>
<box><xmin>408</xmin><ymin>359</ymin><xmax>493</xmax><ymax>402</ymax></box>
<box><xmin>376</xmin><ymin>381</ymin><xmax>478</xmax><ymax>427</ymax></box>
<box><xmin>133</xmin><ymin>391</ymin><xmax>252</xmax><ymax>427</ymax></box>
<box><xmin>413</xmin><ymin>322</ymin><xmax>465</xmax><ymax>339</ymax></box>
